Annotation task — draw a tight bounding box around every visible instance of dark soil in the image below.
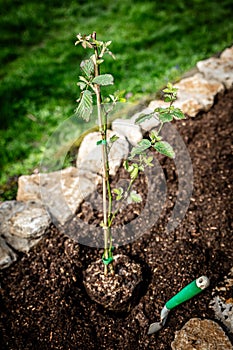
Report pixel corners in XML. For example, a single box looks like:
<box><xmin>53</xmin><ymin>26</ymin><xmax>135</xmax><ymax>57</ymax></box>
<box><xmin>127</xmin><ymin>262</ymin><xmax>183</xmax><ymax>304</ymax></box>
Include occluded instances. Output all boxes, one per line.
<box><xmin>0</xmin><ymin>89</ymin><xmax>233</xmax><ymax>349</ymax></box>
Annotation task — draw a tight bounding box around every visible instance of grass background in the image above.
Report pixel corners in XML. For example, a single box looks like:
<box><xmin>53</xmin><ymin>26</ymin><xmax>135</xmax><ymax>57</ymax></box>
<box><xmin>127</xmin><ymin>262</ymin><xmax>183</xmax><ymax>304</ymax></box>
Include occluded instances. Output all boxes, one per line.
<box><xmin>0</xmin><ymin>0</ymin><xmax>233</xmax><ymax>200</ymax></box>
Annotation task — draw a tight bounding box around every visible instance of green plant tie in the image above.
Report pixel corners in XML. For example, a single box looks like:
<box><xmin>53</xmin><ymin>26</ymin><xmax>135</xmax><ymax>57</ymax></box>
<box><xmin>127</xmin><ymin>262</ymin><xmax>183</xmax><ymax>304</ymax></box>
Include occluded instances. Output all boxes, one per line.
<box><xmin>102</xmin><ymin>256</ymin><xmax>114</xmax><ymax>265</ymax></box>
<box><xmin>96</xmin><ymin>139</ymin><xmax>107</xmax><ymax>145</ymax></box>
<box><xmin>102</xmin><ymin>246</ymin><xmax>115</xmax><ymax>265</ymax></box>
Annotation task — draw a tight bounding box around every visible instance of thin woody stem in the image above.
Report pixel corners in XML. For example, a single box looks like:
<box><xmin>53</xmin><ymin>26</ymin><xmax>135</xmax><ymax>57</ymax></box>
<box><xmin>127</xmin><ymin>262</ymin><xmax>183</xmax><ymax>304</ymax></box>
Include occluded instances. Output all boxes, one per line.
<box><xmin>92</xmin><ymin>32</ymin><xmax>113</xmax><ymax>275</ymax></box>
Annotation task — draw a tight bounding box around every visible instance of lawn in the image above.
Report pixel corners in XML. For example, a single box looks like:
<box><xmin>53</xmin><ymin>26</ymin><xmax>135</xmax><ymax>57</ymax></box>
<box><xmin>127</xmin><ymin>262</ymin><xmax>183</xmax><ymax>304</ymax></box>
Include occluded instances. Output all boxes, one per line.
<box><xmin>0</xmin><ymin>0</ymin><xmax>232</xmax><ymax>200</ymax></box>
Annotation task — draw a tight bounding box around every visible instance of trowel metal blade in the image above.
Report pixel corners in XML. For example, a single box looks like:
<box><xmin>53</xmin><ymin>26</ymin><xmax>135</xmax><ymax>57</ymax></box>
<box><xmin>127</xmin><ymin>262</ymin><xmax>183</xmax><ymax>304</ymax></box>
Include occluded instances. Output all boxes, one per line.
<box><xmin>147</xmin><ymin>322</ymin><xmax>163</xmax><ymax>335</ymax></box>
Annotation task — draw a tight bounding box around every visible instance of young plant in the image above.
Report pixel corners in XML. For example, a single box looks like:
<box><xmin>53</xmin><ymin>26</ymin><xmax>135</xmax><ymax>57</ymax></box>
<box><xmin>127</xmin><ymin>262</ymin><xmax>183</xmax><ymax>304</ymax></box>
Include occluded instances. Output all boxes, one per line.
<box><xmin>75</xmin><ymin>33</ymin><xmax>185</xmax><ymax>276</ymax></box>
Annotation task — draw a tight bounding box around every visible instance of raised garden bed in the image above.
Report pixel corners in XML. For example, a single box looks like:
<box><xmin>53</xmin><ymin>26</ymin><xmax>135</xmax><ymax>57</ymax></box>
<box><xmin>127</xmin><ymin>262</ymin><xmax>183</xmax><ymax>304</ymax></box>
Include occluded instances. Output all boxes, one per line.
<box><xmin>0</xmin><ymin>89</ymin><xmax>232</xmax><ymax>349</ymax></box>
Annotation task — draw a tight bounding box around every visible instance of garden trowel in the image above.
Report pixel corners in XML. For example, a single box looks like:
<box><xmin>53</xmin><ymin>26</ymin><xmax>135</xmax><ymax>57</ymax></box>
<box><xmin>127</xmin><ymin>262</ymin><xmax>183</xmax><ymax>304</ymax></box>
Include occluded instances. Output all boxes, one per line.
<box><xmin>148</xmin><ymin>275</ymin><xmax>210</xmax><ymax>335</ymax></box>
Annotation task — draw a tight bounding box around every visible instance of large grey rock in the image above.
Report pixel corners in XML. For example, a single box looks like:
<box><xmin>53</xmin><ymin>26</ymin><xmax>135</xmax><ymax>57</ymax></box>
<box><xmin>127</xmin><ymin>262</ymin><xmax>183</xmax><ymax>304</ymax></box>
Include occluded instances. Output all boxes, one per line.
<box><xmin>0</xmin><ymin>236</ymin><xmax>17</xmax><ymax>269</ymax></box>
<box><xmin>17</xmin><ymin>167</ymin><xmax>101</xmax><ymax>225</ymax></box>
<box><xmin>0</xmin><ymin>200</ymin><xmax>50</xmax><ymax>253</ymax></box>
<box><xmin>76</xmin><ymin>130</ymin><xmax>129</xmax><ymax>176</ymax></box>
<box><xmin>112</xmin><ymin>118</ymin><xmax>142</xmax><ymax>145</ymax></box>
<box><xmin>171</xmin><ymin>318</ymin><xmax>233</xmax><ymax>350</ymax></box>
<box><xmin>149</xmin><ymin>71</ymin><xmax>224</xmax><ymax>118</ymax></box>
<box><xmin>197</xmin><ymin>46</ymin><xmax>233</xmax><ymax>89</ymax></box>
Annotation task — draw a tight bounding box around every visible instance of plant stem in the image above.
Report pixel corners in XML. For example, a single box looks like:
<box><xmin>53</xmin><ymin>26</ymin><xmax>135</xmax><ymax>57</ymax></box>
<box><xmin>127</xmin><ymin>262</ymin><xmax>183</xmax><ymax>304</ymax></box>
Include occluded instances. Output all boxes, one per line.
<box><xmin>92</xmin><ymin>32</ymin><xmax>113</xmax><ymax>275</ymax></box>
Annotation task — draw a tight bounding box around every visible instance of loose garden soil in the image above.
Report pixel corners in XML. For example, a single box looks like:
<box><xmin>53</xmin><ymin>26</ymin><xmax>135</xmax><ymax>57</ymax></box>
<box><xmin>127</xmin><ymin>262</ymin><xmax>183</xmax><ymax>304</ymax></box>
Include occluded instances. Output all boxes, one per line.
<box><xmin>0</xmin><ymin>89</ymin><xmax>233</xmax><ymax>349</ymax></box>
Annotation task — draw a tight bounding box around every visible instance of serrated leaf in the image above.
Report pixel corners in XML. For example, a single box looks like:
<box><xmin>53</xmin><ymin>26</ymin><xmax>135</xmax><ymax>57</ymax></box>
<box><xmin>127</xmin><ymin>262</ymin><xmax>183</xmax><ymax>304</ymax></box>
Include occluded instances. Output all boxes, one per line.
<box><xmin>92</xmin><ymin>74</ymin><xmax>114</xmax><ymax>86</ymax></box>
<box><xmin>155</xmin><ymin>107</ymin><xmax>165</xmax><ymax>113</ymax></box>
<box><xmin>153</xmin><ymin>141</ymin><xmax>175</xmax><ymax>159</ymax></box>
<box><xmin>150</xmin><ymin>130</ymin><xmax>162</xmax><ymax>142</ymax></box>
<box><xmin>135</xmin><ymin>112</ymin><xmax>155</xmax><ymax>125</ymax></box>
<box><xmin>172</xmin><ymin>108</ymin><xmax>185</xmax><ymax>120</ymax></box>
<box><xmin>143</xmin><ymin>156</ymin><xmax>154</xmax><ymax>167</ymax></box>
<box><xmin>75</xmin><ymin>90</ymin><xmax>93</xmax><ymax>121</ymax></box>
<box><xmin>130</xmin><ymin>166</ymin><xmax>139</xmax><ymax>180</ymax></box>
<box><xmin>130</xmin><ymin>139</ymin><xmax>151</xmax><ymax>157</ymax></box>
<box><xmin>79</xmin><ymin>76</ymin><xmax>89</xmax><ymax>84</ymax></box>
<box><xmin>80</xmin><ymin>59</ymin><xmax>94</xmax><ymax>78</ymax></box>
<box><xmin>163</xmin><ymin>83</ymin><xmax>178</xmax><ymax>94</ymax></box>
<box><xmin>127</xmin><ymin>163</ymin><xmax>139</xmax><ymax>180</ymax></box>
<box><xmin>113</xmin><ymin>187</ymin><xmax>123</xmax><ymax>201</ymax></box>
<box><xmin>127</xmin><ymin>190</ymin><xmax>142</xmax><ymax>204</ymax></box>
<box><xmin>163</xmin><ymin>88</ymin><xmax>173</xmax><ymax>94</ymax></box>
<box><xmin>156</xmin><ymin>110</ymin><xmax>173</xmax><ymax>123</ymax></box>
<box><xmin>164</xmin><ymin>96</ymin><xmax>172</xmax><ymax>103</ymax></box>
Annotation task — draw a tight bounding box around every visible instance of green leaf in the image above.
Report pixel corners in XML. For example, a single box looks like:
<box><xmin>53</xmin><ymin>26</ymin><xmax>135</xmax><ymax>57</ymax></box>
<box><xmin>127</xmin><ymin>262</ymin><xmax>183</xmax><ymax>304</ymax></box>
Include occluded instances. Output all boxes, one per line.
<box><xmin>150</xmin><ymin>130</ymin><xmax>162</xmax><ymax>142</ymax></box>
<box><xmin>113</xmin><ymin>187</ymin><xmax>123</xmax><ymax>201</ymax></box>
<box><xmin>135</xmin><ymin>112</ymin><xmax>155</xmax><ymax>125</ymax></box>
<box><xmin>92</xmin><ymin>74</ymin><xmax>114</xmax><ymax>86</ymax></box>
<box><xmin>75</xmin><ymin>90</ymin><xmax>93</xmax><ymax>122</ymax></box>
<box><xmin>130</xmin><ymin>139</ymin><xmax>151</xmax><ymax>157</ymax></box>
<box><xmin>153</xmin><ymin>141</ymin><xmax>175</xmax><ymax>159</ymax></box>
<box><xmin>163</xmin><ymin>83</ymin><xmax>178</xmax><ymax>94</ymax></box>
<box><xmin>155</xmin><ymin>108</ymin><xmax>173</xmax><ymax>123</ymax></box>
<box><xmin>130</xmin><ymin>166</ymin><xmax>139</xmax><ymax>180</ymax></box>
<box><xmin>128</xmin><ymin>190</ymin><xmax>142</xmax><ymax>204</ymax></box>
<box><xmin>80</xmin><ymin>59</ymin><xmax>94</xmax><ymax>78</ymax></box>
<box><xmin>164</xmin><ymin>95</ymin><xmax>172</xmax><ymax>103</ymax></box>
<box><xmin>172</xmin><ymin>108</ymin><xmax>185</xmax><ymax>120</ymax></box>
<box><xmin>77</xmin><ymin>81</ymin><xmax>86</xmax><ymax>90</ymax></box>
<box><xmin>143</xmin><ymin>156</ymin><xmax>154</xmax><ymax>167</ymax></box>
<box><xmin>127</xmin><ymin>163</ymin><xmax>139</xmax><ymax>180</ymax></box>
<box><xmin>138</xmin><ymin>165</ymin><xmax>144</xmax><ymax>171</ymax></box>
<box><xmin>123</xmin><ymin>160</ymin><xmax>129</xmax><ymax>170</ymax></box>
<box><xmin>110</xmin><ymin>134</ymin><xmax>119</xmax><ymax>143</ymax></box>
<box><xmin>79</xmin><ymin>76</ymin><xmax>90</xmax><ymax>84</ymax></box>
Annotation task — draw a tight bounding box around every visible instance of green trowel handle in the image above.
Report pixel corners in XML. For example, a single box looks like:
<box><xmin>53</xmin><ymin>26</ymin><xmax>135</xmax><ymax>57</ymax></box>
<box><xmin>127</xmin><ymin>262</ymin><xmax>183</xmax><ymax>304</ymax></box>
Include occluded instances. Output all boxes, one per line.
<box><xmin>165</xmin><ymin>276</ymin><xmax>209</xmax><ymax>310</ymax></box>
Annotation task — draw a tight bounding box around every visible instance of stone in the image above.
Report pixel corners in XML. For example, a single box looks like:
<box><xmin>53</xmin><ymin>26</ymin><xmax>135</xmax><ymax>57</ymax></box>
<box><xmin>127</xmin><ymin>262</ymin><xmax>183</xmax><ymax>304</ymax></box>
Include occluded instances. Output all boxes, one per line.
<box><xmin>197</xmin><ymin>54</ymin><xmax>233</xmax><ymax>89</ymax></box>
<box><xmin>171</xmin><ymin>318</ymin><xmax>233</xmax><ymax>350</ymax></box>
<box><xmin>210</xmin><ymin>296</ymin><xmax>233</xmax><ymax>334</ymax></box>
<box><xmin>221</xmin><ymin>46</ymin><xmax>233</xmax><ymax>61</ymax></box>
<box><xmin>0</xmin><ymin>236</ymin><xmax>17</xmax><ymax>269</ymax></box>
<box><xmin>0</xmin><ymin>200</ymin><xmax>50</xmax><ymax>253</ymax></box>
<box><xmin>173</xmin><ymin>73</ymin><xmax>224</xmax><ymax>116</ymax></box>
<box><xmin>17</xmin><ymin>167</ymin><xmax>101</xmax><ymax>225</ymax></box>
<box><xmin>76</xmin><ymin>130</ymin><xmax>129</xmax><ymax>176</ymax></box>
<box><xmin>149</xmin><ymin>96</ymin><xmax>201</xmax><ymax>119</ymax></box>
<box><xmin>210</xmin><ymin>267</ymin><xmax>233</xmax><ymax>333</ymax></box>
<box><xmin>131</xmin><ymin>107</ymin><xmax>160</xmax><ymax>132</ymax></box>
<box><xmin>111</xmin><ymin>118</ymin><xmax>142</xmax><ymax>145</ymax></box>
<box><xmin>150</xmin><ymin>73</ymin><xmax>224</xmax><ymax>118</ymax></box>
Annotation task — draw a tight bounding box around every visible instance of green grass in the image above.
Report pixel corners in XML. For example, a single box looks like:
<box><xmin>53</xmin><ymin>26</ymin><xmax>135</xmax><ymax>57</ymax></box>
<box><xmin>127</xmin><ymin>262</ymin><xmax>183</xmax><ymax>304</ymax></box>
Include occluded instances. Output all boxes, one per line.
<box><xmin>0</xmin><ymin>0</ymin><xmax>233</xmax><ymax>200</ymax></box>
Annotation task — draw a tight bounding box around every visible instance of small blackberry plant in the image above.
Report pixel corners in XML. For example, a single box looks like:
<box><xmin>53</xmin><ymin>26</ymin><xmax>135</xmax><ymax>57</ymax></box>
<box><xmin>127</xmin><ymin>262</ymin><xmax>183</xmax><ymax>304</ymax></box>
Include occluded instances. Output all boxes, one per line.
<box><xmin>75</xmin><ymin>32</ymin><xmax>185</xmax><ymax>276</ymax></box>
